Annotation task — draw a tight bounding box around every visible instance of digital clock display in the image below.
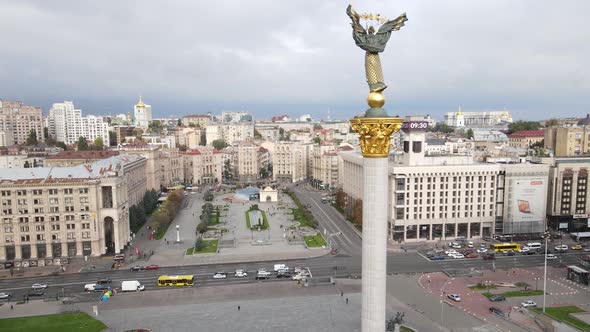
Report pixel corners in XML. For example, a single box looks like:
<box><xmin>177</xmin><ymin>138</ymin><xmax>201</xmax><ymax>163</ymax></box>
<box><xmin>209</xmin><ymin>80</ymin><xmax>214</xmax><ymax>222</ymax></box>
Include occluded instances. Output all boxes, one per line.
<box><xmin>401</xmin><ymin>121</ymin><xmax>428</xmax><ymax>131</ymax></box>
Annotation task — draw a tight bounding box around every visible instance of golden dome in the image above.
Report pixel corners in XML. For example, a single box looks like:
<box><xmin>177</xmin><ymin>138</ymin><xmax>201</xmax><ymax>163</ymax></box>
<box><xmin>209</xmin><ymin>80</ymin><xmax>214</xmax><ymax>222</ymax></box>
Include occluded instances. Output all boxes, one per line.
<box><xmin>135</xmin><ymin>95</ymin><xmax>145</xmax><ymax>108</ymax></box>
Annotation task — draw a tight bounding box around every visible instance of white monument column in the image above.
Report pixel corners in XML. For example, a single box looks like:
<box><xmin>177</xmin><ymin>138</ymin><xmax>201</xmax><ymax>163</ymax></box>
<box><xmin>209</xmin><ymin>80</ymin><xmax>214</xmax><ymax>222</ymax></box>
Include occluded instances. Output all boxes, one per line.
<box><xmin>352</xmin><ymin>114</ymin><xmax>402</xmax><ymax>332</ymax></box>
<box><xmin>362</xmin><ymin>157</ymin><xmax>389</xmax><ymax>330</ymax></box>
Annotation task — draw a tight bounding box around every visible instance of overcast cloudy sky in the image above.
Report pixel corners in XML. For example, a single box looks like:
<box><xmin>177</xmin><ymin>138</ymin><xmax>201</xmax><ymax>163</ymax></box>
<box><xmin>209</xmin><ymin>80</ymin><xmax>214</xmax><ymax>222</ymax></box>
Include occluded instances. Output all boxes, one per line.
<box><xmin>1</xmin><ymin>1</ymin><xmax>588</xmax><ymax>121</ymax></box>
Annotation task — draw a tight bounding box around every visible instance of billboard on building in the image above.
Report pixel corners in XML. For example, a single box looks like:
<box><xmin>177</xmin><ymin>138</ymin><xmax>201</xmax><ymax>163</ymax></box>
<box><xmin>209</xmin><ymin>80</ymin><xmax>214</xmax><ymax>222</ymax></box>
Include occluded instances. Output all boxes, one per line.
<box><xmin>509</xmin><ymin>178</ymin><xmax>547</xmax><ymax>223</ymax></box>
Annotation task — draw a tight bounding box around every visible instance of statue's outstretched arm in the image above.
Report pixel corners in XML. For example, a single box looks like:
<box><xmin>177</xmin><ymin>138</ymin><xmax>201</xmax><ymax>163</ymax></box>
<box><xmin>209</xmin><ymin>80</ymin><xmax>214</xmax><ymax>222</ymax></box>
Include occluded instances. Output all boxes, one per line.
<box><xmin>377</xmin><ymin>13</ymin><xmax>408</xmax><ymax>34</ymax></box>
<box><xmin>346</xmin><ymin>4</ymin><xmax>366</xmax><ymax>34</ymax></box>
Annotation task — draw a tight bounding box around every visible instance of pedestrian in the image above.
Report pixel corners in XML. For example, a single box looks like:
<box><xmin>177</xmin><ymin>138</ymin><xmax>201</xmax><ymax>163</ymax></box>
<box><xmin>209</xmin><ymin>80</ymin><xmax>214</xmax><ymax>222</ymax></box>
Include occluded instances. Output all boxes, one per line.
<box><xmin>10</xmin><ymin>304</ymin><xmax>13</xmax><ymax>310</ymax></box>
<box><xmin>341</xmin><ymin>292</ymin><xmax>343</xmax><ymax>297</ymax></box>
<box><xmin>165</xmin><ymin>238</ymin><xmax>166</xmax><ymax>242</ymax></box>
<box><xmin>346</xmin><ymin>298</ymin><xmax>349</xmax><ymax>304</ymax></box>
<box><xmin>238</xmin><ymin>305</ymin><xmax>240</xmax><ymax>311</ymax></box>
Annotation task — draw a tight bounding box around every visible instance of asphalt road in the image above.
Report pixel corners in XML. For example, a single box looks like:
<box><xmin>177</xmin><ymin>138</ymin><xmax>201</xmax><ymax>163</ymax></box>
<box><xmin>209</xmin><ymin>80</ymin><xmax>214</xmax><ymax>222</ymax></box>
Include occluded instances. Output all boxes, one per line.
<box><xmin>0</xmin><ymin>184</ymin><xmax>585</xmax><ymax>303</ymax></box>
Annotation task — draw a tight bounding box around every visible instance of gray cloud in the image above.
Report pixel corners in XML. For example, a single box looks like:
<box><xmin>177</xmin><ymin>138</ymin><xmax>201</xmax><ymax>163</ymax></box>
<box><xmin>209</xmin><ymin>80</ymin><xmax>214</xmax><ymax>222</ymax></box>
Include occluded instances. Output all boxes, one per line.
<box><xmin>0</xmin><ymin>0</ymin><xmax>588</xmax><ymax>120</ymax></box>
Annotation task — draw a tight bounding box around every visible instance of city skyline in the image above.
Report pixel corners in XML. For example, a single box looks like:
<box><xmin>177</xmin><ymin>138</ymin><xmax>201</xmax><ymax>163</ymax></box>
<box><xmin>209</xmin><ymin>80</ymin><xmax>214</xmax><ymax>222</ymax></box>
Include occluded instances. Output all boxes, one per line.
<box><xmin>0</xmin><ymin>1</ymin><xmax>588</xmax><ymax>120</ymax></box>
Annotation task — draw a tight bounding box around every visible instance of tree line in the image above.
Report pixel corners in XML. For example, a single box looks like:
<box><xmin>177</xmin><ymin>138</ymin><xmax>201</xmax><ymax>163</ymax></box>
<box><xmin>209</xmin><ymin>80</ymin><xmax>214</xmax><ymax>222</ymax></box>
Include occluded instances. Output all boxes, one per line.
<box><xmin>129</xmin><ymin>189</ymin><xmax>160</xmax><ymax>233</ymax></box>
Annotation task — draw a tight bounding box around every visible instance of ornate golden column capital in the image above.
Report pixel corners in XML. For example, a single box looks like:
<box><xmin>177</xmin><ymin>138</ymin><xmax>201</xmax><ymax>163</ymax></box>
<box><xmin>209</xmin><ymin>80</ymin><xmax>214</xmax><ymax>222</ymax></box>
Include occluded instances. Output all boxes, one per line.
<box><xmin>350</xmin><ymin>117</ymin><xmax>403</xmax><ymax>158</ymax></box>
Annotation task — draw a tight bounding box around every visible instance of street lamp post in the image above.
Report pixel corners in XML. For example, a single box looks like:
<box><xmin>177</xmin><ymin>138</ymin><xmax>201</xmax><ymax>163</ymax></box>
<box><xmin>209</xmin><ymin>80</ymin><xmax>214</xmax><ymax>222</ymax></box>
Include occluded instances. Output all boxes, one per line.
<box><xmin>176</xmin><ymin>225</ymin><xmax>180</xmax><ymax>243</ymax></box>
<box><xmin>440</xmin><ymin>278</ymin><xmax>454</xmax><ymax>329</ymax></box>
<box><xmin>543</xmin><ymin>230</ymin><xmax>549</xmax><ymax>313</ymax></box>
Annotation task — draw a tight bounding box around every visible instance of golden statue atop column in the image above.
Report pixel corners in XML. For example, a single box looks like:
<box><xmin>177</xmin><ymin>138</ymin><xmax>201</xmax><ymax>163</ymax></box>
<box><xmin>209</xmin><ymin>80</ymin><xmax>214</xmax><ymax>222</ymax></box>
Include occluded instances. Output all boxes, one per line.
<box><xmin>346</xmin><ymin>4</ymin><xmax>407</xmax><ymax>157</ymax></box>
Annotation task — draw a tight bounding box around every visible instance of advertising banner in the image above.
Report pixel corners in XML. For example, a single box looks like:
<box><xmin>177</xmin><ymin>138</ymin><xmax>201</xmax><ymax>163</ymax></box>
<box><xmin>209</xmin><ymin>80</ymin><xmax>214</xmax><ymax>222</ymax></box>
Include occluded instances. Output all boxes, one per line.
<box><xmin>510</xmin><ymin>178</ymin><xmax>546</xmax><ymax>222</ymax></box>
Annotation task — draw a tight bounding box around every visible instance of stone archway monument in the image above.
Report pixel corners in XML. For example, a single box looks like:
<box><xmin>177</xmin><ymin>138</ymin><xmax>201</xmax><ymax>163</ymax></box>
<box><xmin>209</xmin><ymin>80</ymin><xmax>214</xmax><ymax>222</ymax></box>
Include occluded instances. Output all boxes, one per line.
<box><xmin>346</xmin><ymin>5</ymin><xmax>407</xmax><ymax>332</ymax></box>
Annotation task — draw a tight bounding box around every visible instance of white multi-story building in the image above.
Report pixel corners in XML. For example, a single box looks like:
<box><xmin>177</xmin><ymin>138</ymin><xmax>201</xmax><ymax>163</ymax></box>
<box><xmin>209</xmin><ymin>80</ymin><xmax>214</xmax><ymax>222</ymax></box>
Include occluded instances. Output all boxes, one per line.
<box><xmin>206</xmin><ymin>123</ymin><xmax>254</xmax><ymax>146</ymax></box>
<box><xmin>47</xmin><ymin>101</ymin><xmax>109</xmax><ymax>146</ymax></box>
<box><xmin>133</xmin><ymin>96</ymin><xmax>152</xmax><ymax>129</ymax></box>
<box><xmin>159</xmin><ymin>149</ymin><xmax>184</xmax><ymax>188</ymax></box>
<box><xmin>0</xmin><ymin>100</ymin><xmax>44</xmax><ymax>146</ymax></box>
<box><xmin>445</xmin><ymin>107</ymin><xmax>513</xmax><ymax>128</ymax></box>
<box><xmin>221</xmin><ymin>111</ymin><xmax>252</xmax><ymax>124</ymax></box>
<box><xmin>273</xmin><ymin>142</ymin><xmax>312</xmax><ymax>183</ymax></box>
<box><xmin>339</xmin><ymin>127</ymin><xmax>549</xmax><ymax>243</ymax></box>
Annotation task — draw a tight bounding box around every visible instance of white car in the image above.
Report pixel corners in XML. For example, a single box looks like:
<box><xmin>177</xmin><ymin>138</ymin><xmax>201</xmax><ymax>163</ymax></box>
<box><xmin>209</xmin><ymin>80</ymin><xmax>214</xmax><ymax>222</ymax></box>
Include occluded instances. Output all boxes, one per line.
<box><xmin>450</xmin><ymin>253</ymin><xmax>465</xmax><ymax>259</ymax></box>
<box><xmin>31</xmin><ymin>283</ymin><xmax>48</xmax><ymax>290</ymax></box>
<box><xmin>467</xmin><ymin>241</ymin><xmax>474</xmax><ymax>248</ymax></box>
<box><xmin>445</xmin><ymin>249</ymin><xmax>458</xmax><ymax>256</ymax></box>
<box><xmin>212</xmin><ymin>272</ymin><xmax>227</xmax><ymax>279</ymax></box>
<box><xmin>451</xmin><ymin>244</ymin><xmax>462</xmax><ymax>249</ymax></box>
<box><xmin>447</xmin><ymin>294</ymin><xmax>461</xmax><ymax>302</ymax></box>
<box><xmin>84</xmin><ymin>283</ymin><xmax>97</xmax><ymax>292</ymax></box>
<box><xmin>0</xmin><ymin>292</ymin><xmax>10</xmax><ymax>299</ymax></box>
<box><xmin>546</xmin><ymin>254</ymin><xmax>558</xmax><ymax>260</ymax></box>
<box><xmin>554</xmin><ymin>244</ymin><xmax>568</xmax><ymax>252</ymax></box>
<box><xmin>234</xmin><ymin>270</ymin><xmax>248</xmax><ymax>278</ymax></box>
<box><xmin>521</xmin><ymin>300</ymin><xmax>537</xmax><ymax>308</ymax></box>
<box><xmin>476</xmin><ymin>248</ymin><xmax>488</xmax><ymax>253</ymax></box>
<box><xmin>292</xmin><ymin>274</ymin><xmax>306</xmax><ymax>281</ymax></box>
<box><xmin>519</xmin><ymin>247</ymin><xmax>530</xmax><ymax>253</ymax></box>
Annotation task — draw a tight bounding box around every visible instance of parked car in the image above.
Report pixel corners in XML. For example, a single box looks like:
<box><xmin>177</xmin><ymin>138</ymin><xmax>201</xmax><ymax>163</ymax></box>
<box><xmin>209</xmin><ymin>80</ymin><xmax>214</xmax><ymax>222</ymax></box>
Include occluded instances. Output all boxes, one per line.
<box><xmin>450</xmin><ymin>253</ymin><xmax>465</xmax><ymax>259</ymax></box>
<box><xmin>466</xmin><ymin>253</ymin><xmax>478</xmax><ymax>258</ymax></box>
<box><xmin>489</xmin><ymin>295</ymin><xmax>506</xmax><ymax>302</ymax></box>
<box><xmin>467</xmin><ymin>241</ymin><xmax>474</xmax><ymax>248</ymax></box>
<box><xmin>571</xmin><ymin>244</ymin><xmax>583</xmax><ymax>250</ymax></box>
<box><xmin>0</xmin><ymin>292</ymin><xmax>10</xmax><ymax>299</ymax></box>
<box><xmin>476</xmin><ymin>248</ymin><xmax>488</xmax><ymax>253</ymax></box>
<box><xmin>583</xmin><ymin>248</ymin><xmax>590</xmax><ymax>252</ymax></box>
<box><xmin>114</xmin><ymin>254</ymin><xmax>125</xmax><ymax>262</ymax></box>
<box><xmin>234</xmin><ymin>270</ymin><xmax>248</xmax><ymax>278</ymax></box>
<box><xmin>445</xmin><ymin>249</ymin><xmax>458</xmax><ymax>256</ymax></box>
<box><xmin>431</xmin><ymin>255</ymin><xmax>445</xmax><ymax>260</ymax></box>
<box><xmin>546</xmin><ymin>254</ymin><xmax>558</xmax><ymax>260</ymax></box>
<box><xmin>521</xmin><ymin>300</ymin><xmax>537</xmax><ymax>308</ymax></box>
<box><xmin>212</xmin><ymin>272</ymin><xmax>227</xmax><ymax>279</ymax></box>
<box><xmin>129</xmin><ymin>266</ymin><xmax>144</xmax><ymax>271</ymax></box>
<box><xmin>447</xmin><ymin>294</ymin><xmax>461</xmax><ymax>302</ymax></box>
<box><xmin>27</xmin><ymin>291</ymin><xmax>44</xmax><ymax>297</ymax></box>
<box><xmin>145</xmin><ymin>265</ymin><xmax>159</xmax><ymax>270</ymax></box>
<box><xmin>554</xmin><ymin>244</ymin><xmax>568</xmax><ymax>252</ymax></box>
<box><xmin>31</xmin><ymin>283</ymin><xmax>48</xmax><ymax>290</ymax></box>
<box><xmin>489</xmin><ymin>307</ymin><xmax>505</xmax><ymax>317</ymax></box>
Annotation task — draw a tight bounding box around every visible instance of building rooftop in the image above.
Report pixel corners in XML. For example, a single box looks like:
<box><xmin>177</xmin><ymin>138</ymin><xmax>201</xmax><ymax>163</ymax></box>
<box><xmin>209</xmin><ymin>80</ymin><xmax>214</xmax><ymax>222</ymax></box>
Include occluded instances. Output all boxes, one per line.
<box><xmin>508</xmin><ymin>130</ymin><xmax>545</xmax><ymax>138</ymax></box>
<box><xmin>46</xmin><ymin>150</ymin><xmax>120</xmax><ymax>160</ymax></box>
<box><xmin>577</xmin><ymin>114</ymin><xmax>590</xmax><ymax>126</ymax></box>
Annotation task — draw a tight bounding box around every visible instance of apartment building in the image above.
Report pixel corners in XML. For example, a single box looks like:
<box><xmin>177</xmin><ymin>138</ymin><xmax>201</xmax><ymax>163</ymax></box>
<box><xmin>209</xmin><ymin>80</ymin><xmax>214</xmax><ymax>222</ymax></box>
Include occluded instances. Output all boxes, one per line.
<box><xmin>47</xmin><ymin>101</ymin><xmax>109</xmax><ymax>146</ymax></box>
<box><xmin>542</xmin><ymin>156</ymin><xmax>590</xmax><ymax>233</ymax></box>
<box><xmin>45</xmin><ymin>151</ymin><xmax>120</xmax><ymax>167</ymax></box>
<box><xmin>0</xmin><ymin>100</ymin><xmax>44</xmax><ymax>146</ymax></box>
<box><xmin>311</xmin><ymin>144</ymin><xmax>353</xmax><ymax>189</ymax></box>
<box><xmin>206</xmin><ymin>123</ymin><xmax>254</xmax><ymax>146</ymax></box>
<box><xmin>508</xmin><ymin>130</ymin><xmax>545</xmax><ymax>149</ymax></box>
<box><xmin>545</xmin><ymin>118</ymin><xmax>590</xmax><ymax>156</ymax></box>
<box><xmin>159</xmin><ymin>149</ymin><xmax>184</xmax><ymax>188</ymax></box>
<box><xmin>0</xmin><ymin>155</ymin><xmax>145</xmax><ymax>265</ymax></box>
<box><xmin>114</xmin><ymin>144</ymin><xmax>161</xmax><ymax>192</ymax></box>
<box><xmin>183</xmin><ymin>147</ymin><xmax>222</xmax><ymax>185</ymax></box>
<box><xmin>182</xmin><ymin>114</ymin><xmax>210</xmax><ymax>127</ymax></box>
<box><xmin>273</xmin><ymin>142</ymin><xmax>312</xmax><ymax>183</ymax></box>
<box><xmin>173</xmin><ymin>127</ymin><xmax>203</xmax><ymax>149</ymax></box>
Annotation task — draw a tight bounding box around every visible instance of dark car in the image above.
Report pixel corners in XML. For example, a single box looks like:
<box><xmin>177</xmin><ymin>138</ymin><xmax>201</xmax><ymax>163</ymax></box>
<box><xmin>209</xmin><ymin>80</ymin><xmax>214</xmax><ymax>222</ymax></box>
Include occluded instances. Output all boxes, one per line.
<box><xmin>489</xmin><ymin>295</ymin><xmax>506</xmax><ymax>302</ymax></box>
<box><xmin>27</xmin><ymin>291</ymin><xmax>44</xmax><ymax>297</ymax></box>
<box><xmin>504</xmin><ymin>250</ymin><xmax>515</xmax><ymax>256</ymax></box>
<box><xmin>96</xmin><ymin>279</ymin><xmax>112</xmax><ymax>285</ymax></box>
<box><xmin>483</xmin><ymin>253</ymin><xmax>496</xmax><ymax>260</ymax></box>
<box><xmin>94</xmin><ymin>284</ymin><xmax>110</xmax><ymax>292</ymax></box>
<box><xmin>489</xmin><ymin>307</ymin><xmax>505</xmax><ymax>317</ymax></box>
<box><xmin>431</xmin><ymin>255</ymin><xmax>445</xmax><ymax>260</ymax></box>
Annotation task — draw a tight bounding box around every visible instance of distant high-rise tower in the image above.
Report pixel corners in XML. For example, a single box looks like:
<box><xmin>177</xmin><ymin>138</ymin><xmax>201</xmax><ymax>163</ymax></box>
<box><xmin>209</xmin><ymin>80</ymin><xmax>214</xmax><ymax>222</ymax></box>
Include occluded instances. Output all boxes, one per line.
<box><xmin>133</xmin><ymin>96</ymin><xmax>152</xmax><ymax>129</ymax></box>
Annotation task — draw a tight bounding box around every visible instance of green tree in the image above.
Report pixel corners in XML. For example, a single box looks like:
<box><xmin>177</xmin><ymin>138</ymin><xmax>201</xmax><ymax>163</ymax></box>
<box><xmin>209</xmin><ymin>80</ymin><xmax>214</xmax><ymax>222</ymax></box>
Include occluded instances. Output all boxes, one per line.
<box><xmin>178</xmin><ymin>144</ymin><xmax>188</xmax><ymax>152</ymax></box>
<box><xmin>200</xmin><ymin>131</ymin><xmax>207</xmax><ymax>146</ymax></box>
<box><xmin>25</xmin><ymin>129</ymin><xmax>38</xmax><ymax>146</ymax></box>
<box><xmin>313</xmin><ymin>137</ymin><xmax>321</xmax><ymax>144</ymax></box>
<box><xmin>92</xmin><ymin>137</ymin><xmax>104</xmax><ymax>150</ymax></box>
<box><xmin>515</xmin><ymin>281</ymin><xmax>530</xmax><ymax>291</ymax></box>
<box><xmin>195</xmin><ymin>237</ymin><xmax>205</xmax><ymax>250</ymax></box>
<box><xmin>465</xmin><ymin>128</ymin><xmax>474</xmax><ymax>139</ymax></box>
<box><xmin>433</xmin><ymin>123</ymin><xmax>454</xmax><ymax>134</ymax></box>
<box><xmin>45</xmin><ymin>137</ymin><xmax>57</xmax><ymax>147</ymax></box>
<box><xmin>196</xmin><ymin>223</ymin><xmax>208</xmax><ymax>235</ymax></box>
<box><xmin>56</xmin><ymin>141</ymin><xmax>67</xmax><ymax>150</ymax></box>
<box><xmin>108</xmin><ymin>131</ymin><xmax>117</xmax><ymax>146</ymax></box>
<box><xmin>254</xmin><ymin>128</ymin><xmax>262</xmax><ymax>139</ymax></box>
<box><xmin>313</xmin><ymin>123</ymin><xmax>323</xmax><ymax>130</ymax></box>
<box><xmin>508</xmin><ymin>121</ymin><xmax>540</xmax><ymax>134</ymax></box>
<box><xmin>77</xmin><ymin>137</ymin><xmax>89</xmax><ymax>151</ymax></box>
<box><xmin>544</xmin><ymin>119</ymin><xmax>559</xmax><ymax>127</ymax></box>
<box><xmin>177</xmin><ymin>118</ymin><xmax>182</xmax><ymax>126</ymax></box>
<box><xmin>212</xmin><ymin>139</ymin><xmax>228</xmax><ymax>150</ymax></box>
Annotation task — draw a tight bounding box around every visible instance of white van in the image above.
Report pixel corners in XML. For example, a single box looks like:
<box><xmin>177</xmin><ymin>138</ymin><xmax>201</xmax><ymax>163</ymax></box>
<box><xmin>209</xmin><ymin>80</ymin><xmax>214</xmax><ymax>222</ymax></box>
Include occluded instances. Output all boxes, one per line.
<box><xmin>121</xmin><ymin>280</ymin><xmax>145</xmax><ymax>292</ymax></box>
<box><xmin>84</xmin><ymin>283</ymin><xmax>96</xmax><ymax>292</ymax></box>
<box><xmin>526</xmin><ymin>242</ymin><xmax>542</xmax><ymax>250</ymax></box>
